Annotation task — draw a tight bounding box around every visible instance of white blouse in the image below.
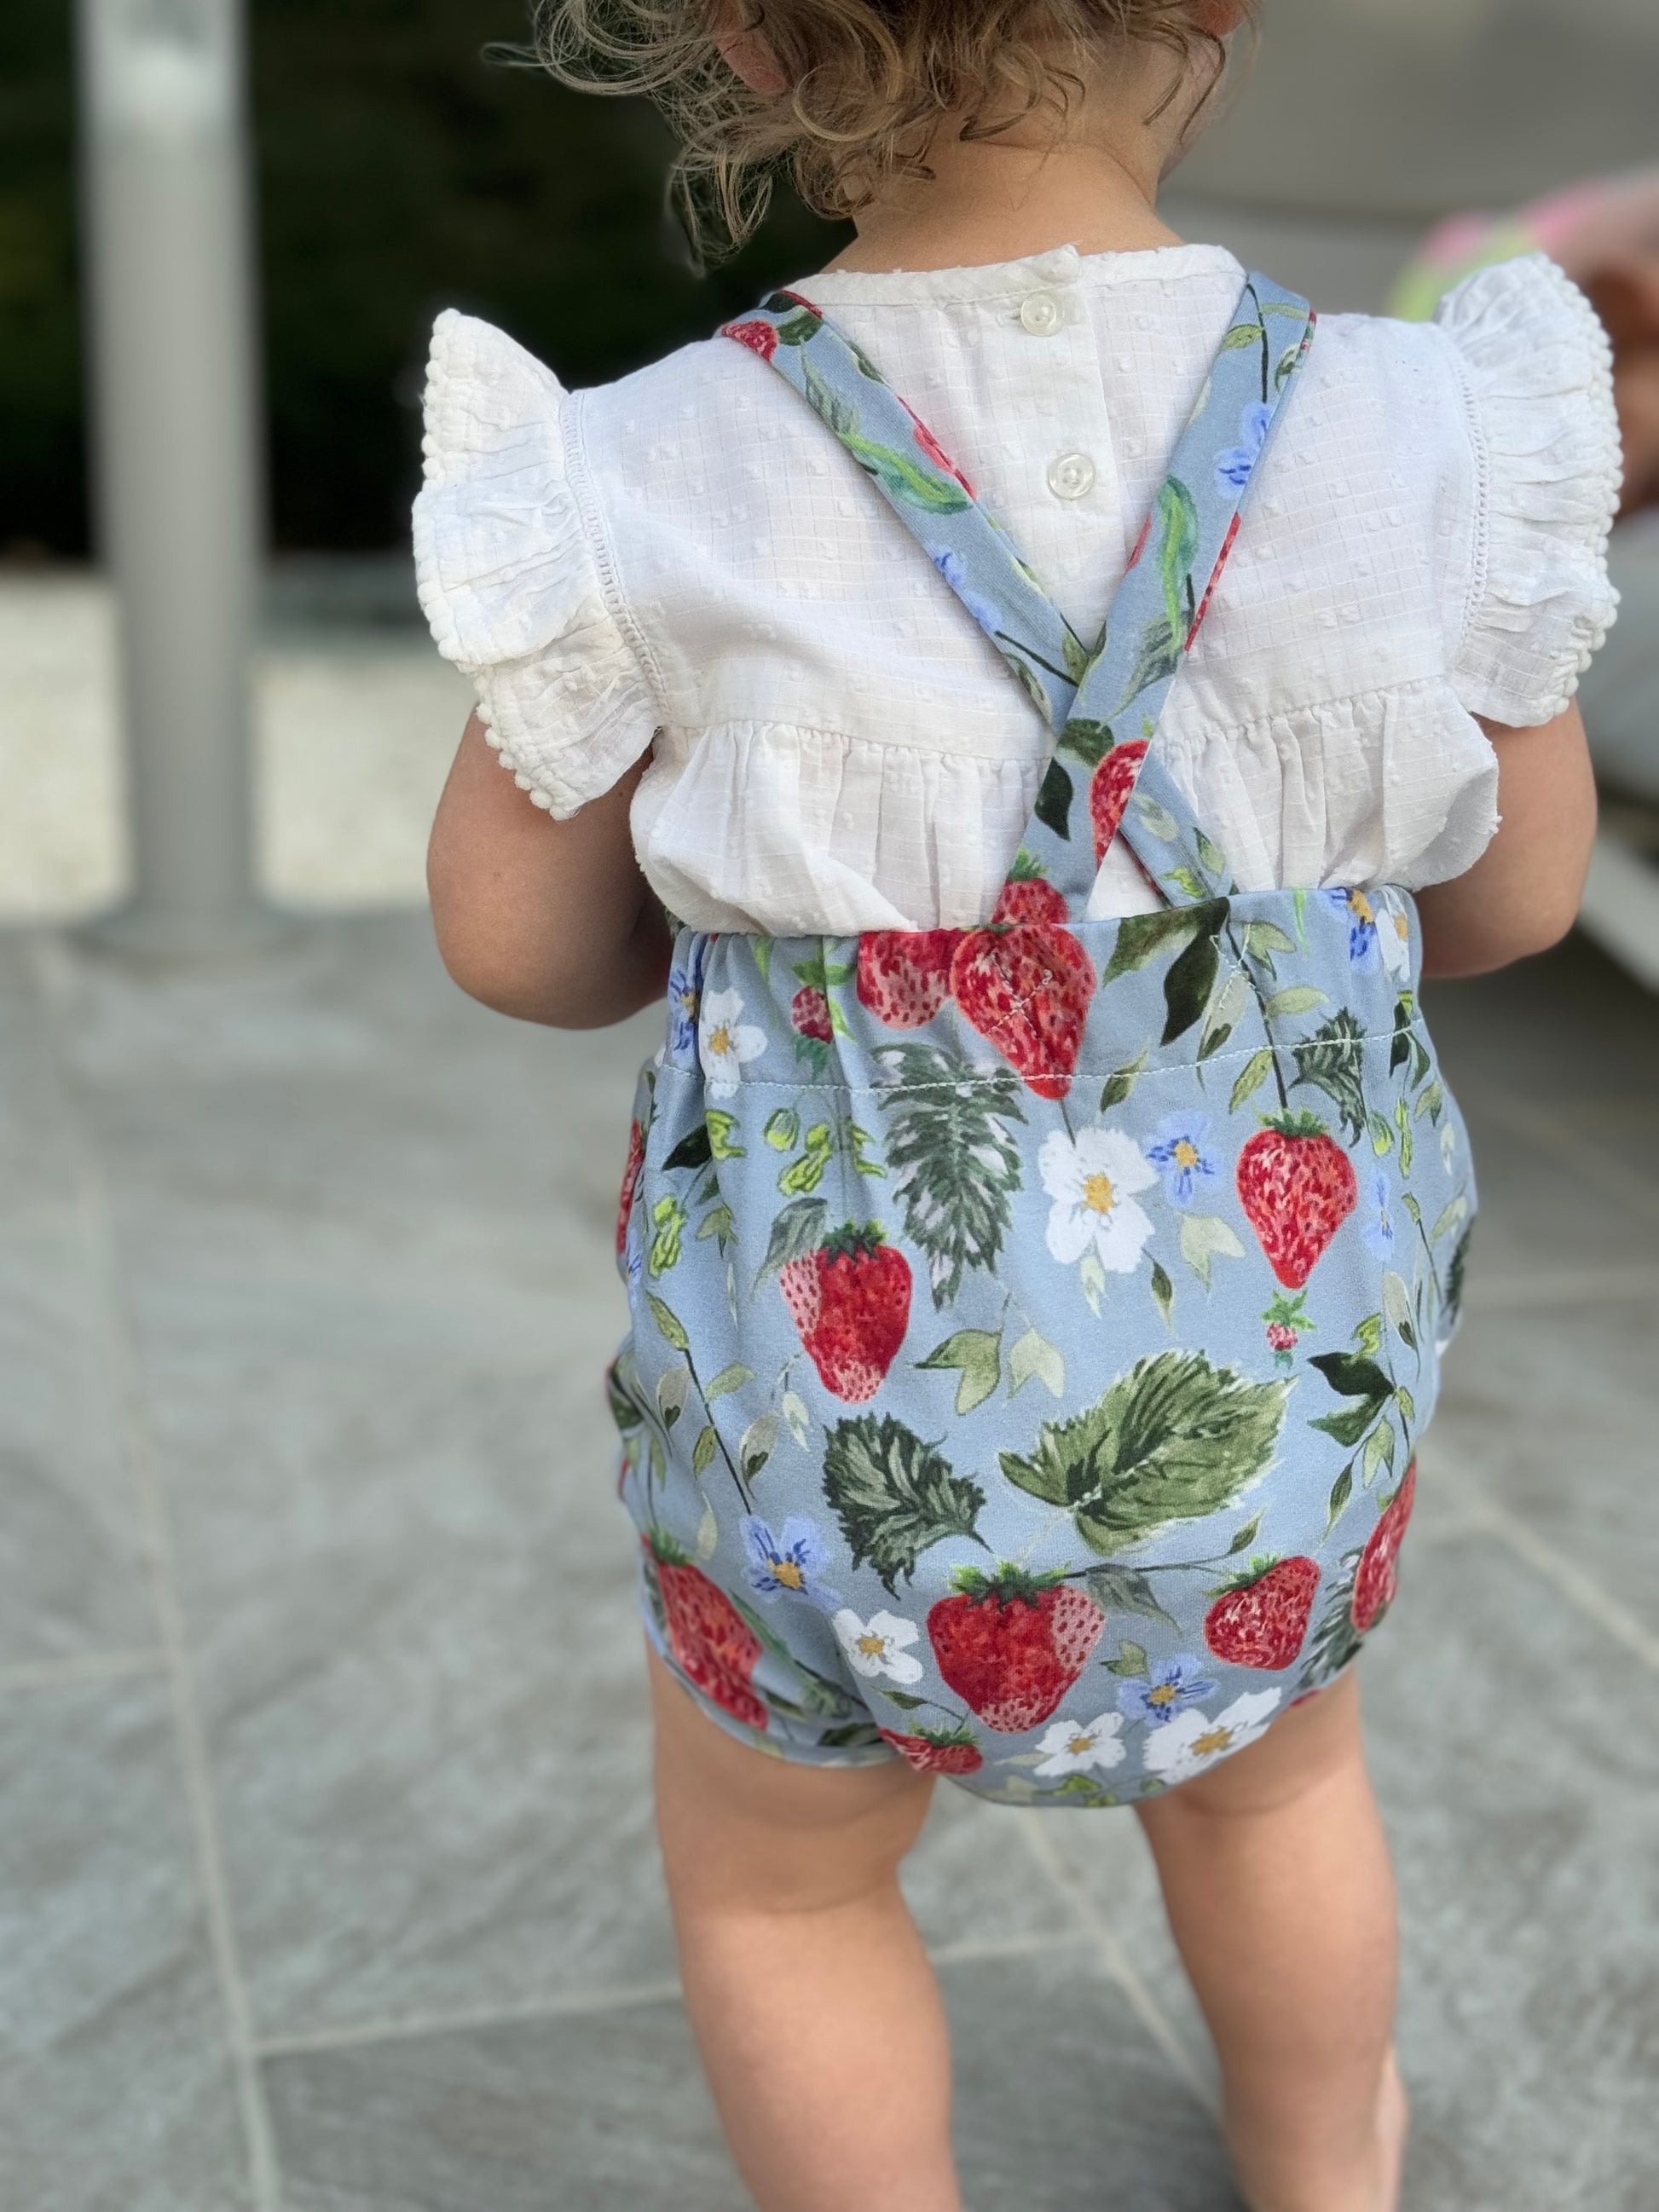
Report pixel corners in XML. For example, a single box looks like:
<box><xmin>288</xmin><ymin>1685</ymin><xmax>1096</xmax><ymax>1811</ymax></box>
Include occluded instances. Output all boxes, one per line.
<box><xmin>414</xmin><ymin>242</ymin><xmax>1620</xmax><ymax>932</ymax></box>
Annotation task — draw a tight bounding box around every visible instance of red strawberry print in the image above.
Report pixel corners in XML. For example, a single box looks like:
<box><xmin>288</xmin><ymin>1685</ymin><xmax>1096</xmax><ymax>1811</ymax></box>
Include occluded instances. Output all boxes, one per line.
<box><xmin>778</xmin><ymin>1224</ymin><xmax>912</xmax><ymax>1402</ymax></box>
<box><xmin>1236</xmin><ymin>1113</ymin><xmax>1359</xmax><ymax>1288</ymax></box>
<box><xmin>992</xmin><ymin>874</ymin><xmax>1070</xmax><ymax>927</ymax></box>
<box><xmin>878</xmin><ymin>1726</ymin><xmax>984</xmax><ymax>1776</ymax></box>
<box><xmin>1089</xmin><ymin>741</ymin><xmax>1150</xmax><ymax>860</ymax></box>
<box><xmin>899</xmin><ymin>398</ymin><xmax>975</xmax><ymax>494</ymax></box>
<box><xmin>645</xmin><ymin>1532</ymin><xmax>766</xmax><ymax>1731</ymax></box>
<box><xmin>950</xmin><ymin>921</ymin><xmax>1095</xmax><ymax>1101</ymax></box>
<box><xmin>616</xmin><ymin>1117</ymin><xmax>645</xmax><ymax>1260</ymax></box>
<box><xmin>856</xmin><ymin>930</ymin><xmax>962</xmax><ymax>1029</ymax></box>
<box><xmin>721</xmin><ymin>317</ymin><xmax>778</xmax><ymax>361</ymax></box>
<box><xmin>1352</xmin><ymin>1460</ymin><xmax>1416</xmax><ymax>1633</ymax></box>
<box><xmin>928</xmin><ymin>1567</ymin><xmax>1105</xmax><ymax>1733</ymax></box>
<box><xmin>1204</xmin><ymin>1556</ymin><xmax>1321</xmax><ymax>1670</ymax></box>
<box><xmin>791</xmin><ymin>985</ymin><xmax>833</xmax><ymax>1044</ymax></box>
<box><xmin>1186</xmin><ymin>510</ymin><xmax>1241</xmax><ymax>650</ymax></box>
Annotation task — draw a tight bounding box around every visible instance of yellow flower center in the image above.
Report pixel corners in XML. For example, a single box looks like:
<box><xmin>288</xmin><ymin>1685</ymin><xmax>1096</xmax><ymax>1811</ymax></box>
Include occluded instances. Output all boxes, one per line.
<box><xmin>1081</xmin><ymin>1171</ymin><xmax>1117</xmax><ymax>1216</ymax></box>
<box><xmin>1392</xmin><ymin>911</ymin><xmax>1409</xmax><ymax>942</ymax></box>
<box><xmin>856</xmin><ymin>1632</ymin><xmax>887</xmax><ymax>1659</ymax></box>
<box><xmin>772</xmin><ymin>1557</ymin><xmax>805</xmax><ymax>1590</ymax></box>
<box><xmin>1191</xmin><ymin>1725</ymin><xmax>1234</xmax><ymax>1759</ymax></box>
<box><xmin>1172</xmin><ymin>1140</ymin><xmax>1200</xmax><ymax>1170</ymax></box>
<box><xmin>1147</xmin><ymin>1681</ymin><xmax>1178</xmax><ymax>1707</ymax></box>
<box><xmin>1066</xmin><ymin>1733</ymin><xmax>1096</xmax><ymax>1756</ymax></box>
<box><xmin>1349</xmin><ymin>891</ymin><xmax>1375</xmax><ymax>927</ymax></box>
<box><xmin>708</xmin><ymin>1025</ymin><xmax>731</xmax><ymax>1056</ymax></box>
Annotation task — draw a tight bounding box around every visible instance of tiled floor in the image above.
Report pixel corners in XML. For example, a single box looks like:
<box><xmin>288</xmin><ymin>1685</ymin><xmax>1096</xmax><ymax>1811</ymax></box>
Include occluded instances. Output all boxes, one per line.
<box><xmin>0</xmin><ymin>916</ymin><xmax>1654</xmax><ymax>2211</ymax></box>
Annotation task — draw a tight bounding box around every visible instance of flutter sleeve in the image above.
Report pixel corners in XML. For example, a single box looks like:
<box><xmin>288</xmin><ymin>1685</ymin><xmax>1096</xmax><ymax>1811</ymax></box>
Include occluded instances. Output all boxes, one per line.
<box><xmin>1436</xmin><ymin>254</ymin><xmax>1621</xmax><ymax>727</ymax></box>
<box><xmin>413</xmin><ymin>309</ymin><xmax>656</xmax><ymax>815</ymax></box>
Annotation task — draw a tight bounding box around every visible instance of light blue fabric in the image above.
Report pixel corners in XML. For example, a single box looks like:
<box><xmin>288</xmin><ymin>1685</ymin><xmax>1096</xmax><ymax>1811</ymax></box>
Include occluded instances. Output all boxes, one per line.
<box><xmin>610</xmin><ymin>279</ymin><xmax>1477</xmax><ymax>1806</ymax></box>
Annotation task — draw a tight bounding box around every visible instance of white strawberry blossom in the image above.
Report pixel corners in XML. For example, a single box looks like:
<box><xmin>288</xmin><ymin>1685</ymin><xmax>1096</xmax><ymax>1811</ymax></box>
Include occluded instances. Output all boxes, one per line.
<box><xmin>1032</xmin><ymin>1710</ymin><xmax>1128</xmax><ymax>1777</ymax></box>
<box><xmin>831</xmin><ymin>1608</ymin><xmax>924</xmax><ymax>1685</ymax></box>
<box><xmin>1141</xmin><ymin>1689</ymin><xmax>1282</xmax><ymax>1786</ymax></box>
<box><xmin>698</xmin><ymin>988</ymin><xmax>767</xmax><ymax>1099</ymax></box>
<box><xmin>1038</xmin><ymin>1127</ymin><xmax>1158</xmax><ymax>1273</ymax></box>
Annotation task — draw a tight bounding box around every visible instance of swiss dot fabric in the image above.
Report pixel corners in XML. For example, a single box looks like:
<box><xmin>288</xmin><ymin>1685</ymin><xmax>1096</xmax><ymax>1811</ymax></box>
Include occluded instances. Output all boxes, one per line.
<box><xmin>413</xmin><ymin>243</ymin><xmax>1620</xmax><ymax>933</ymax></box>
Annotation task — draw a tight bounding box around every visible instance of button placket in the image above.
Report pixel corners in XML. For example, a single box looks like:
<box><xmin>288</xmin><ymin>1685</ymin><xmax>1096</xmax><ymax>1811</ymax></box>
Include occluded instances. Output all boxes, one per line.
<box><xmin>1047</xmin><ymin>450</ymin><xmax>1096</xmax><ymax>501</ymax></box>
<box><xmin>1019</xmin><ymin>290</ymin><xmax>1063</xmax><ymax>337</ymax></box>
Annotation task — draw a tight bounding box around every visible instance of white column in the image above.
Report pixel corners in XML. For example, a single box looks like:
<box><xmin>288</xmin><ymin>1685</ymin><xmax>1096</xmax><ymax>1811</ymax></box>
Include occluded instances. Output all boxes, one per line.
<box><xmin>77</xmin><ymin>0</ymin><xmax>266</xmax><ymax>954</ymax></box>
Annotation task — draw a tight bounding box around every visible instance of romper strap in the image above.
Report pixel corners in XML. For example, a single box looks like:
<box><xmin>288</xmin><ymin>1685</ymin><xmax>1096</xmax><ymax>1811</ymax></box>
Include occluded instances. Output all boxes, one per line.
<box><xmin>722</xmin><ymin>293</ymin><xmax>1091</xmax><ymax>736</ymax></box>
<box><xmin>722</xmin><ymin>277</ymin><xmax>1315</xmax><ymax>915</ymax></box>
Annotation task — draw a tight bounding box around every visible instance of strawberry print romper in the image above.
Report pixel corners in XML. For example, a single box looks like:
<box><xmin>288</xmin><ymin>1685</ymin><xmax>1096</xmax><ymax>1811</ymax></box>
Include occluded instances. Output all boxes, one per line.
<box><xmin>610</xmin><ymin>273</ymin><xmax>1477</xmax><ymax>1806</ymax></box>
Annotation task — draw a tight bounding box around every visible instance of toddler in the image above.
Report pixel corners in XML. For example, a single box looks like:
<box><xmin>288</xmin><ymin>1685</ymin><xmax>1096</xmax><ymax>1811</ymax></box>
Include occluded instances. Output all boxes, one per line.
<box><xmin>417</xmin><ymin>5</ymin><xmax>1612</xmax><ymax>2209</ymax></box>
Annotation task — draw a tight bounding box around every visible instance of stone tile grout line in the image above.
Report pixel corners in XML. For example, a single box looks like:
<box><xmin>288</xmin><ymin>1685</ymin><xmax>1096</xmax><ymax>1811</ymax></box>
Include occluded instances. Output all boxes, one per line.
<box><xmin>251</xmin><ymin>1932</ymin><xmax>1083</xmax><ymax>2060</ymax></box>
<box><xmin>1016</xmin><ymin>1810</ymin><xmax>1219</xmax><ymax>2117</ymax></box>
<box><xmin>0</xmin><ymin>1648</ymin><xmax>169</xmax><ymax>1695</ymax></box>
<box><xmin>1429</xmin><ymin>1442</ymin><xmax>1659</xmax><ymax>1673</ymax></box>
<box><xmin>29</xmin><ymin>932</ymin><xmax>286</xmax><ymax>2212</ymax></box>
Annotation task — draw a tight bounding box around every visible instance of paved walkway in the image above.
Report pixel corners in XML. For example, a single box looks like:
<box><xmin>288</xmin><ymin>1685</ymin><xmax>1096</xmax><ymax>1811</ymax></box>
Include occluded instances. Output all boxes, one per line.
<box><xmin>1</xmin><ymin>911</ymin><xmax>1655</xmax><ymax>2211</ymax></box>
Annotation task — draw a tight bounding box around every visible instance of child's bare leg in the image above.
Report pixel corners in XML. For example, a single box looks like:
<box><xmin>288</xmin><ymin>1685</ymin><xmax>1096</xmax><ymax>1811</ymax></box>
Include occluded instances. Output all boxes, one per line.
<box><xmin>649</xmin><ymin>1648</ymin><xmax>960</xmax><ymax>2212</ymax></box>
<box><xmin>1135</xmin><ymin>1669</ymin><xmax>1406</xmax><ymax>2212</ymax></box>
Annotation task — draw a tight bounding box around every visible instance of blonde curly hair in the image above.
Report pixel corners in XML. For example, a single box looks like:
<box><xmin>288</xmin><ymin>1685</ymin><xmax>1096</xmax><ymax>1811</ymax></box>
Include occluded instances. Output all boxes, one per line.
<box><xmin>531</xmin><ymin>0</ymin><xmax>1255</xmax><ymax>256</ymax></box>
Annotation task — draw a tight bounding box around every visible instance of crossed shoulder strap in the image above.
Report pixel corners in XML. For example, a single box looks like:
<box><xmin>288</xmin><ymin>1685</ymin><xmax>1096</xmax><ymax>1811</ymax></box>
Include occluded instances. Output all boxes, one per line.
<box><xmin>722</xmin><ymin>275</ymin><xmax>1315</xmax><ymax>915</ymax></box>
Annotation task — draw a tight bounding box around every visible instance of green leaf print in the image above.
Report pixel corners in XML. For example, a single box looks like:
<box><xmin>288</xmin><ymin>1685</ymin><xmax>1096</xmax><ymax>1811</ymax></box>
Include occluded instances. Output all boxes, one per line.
<box><xmin>1156</xmin><ymin>476</ymin><xmax>1200</xmax><ymax>649</ymax></box>
<box><xmin>1228</xmin><ymin>1048</ymin><xmax>1275</xmax><ymax>1114</ymax></box>
<box><xmin>1101</xmin><ymin>1048</ymin><xmax>1148</xmax><ymax>1111</ymax></box>
<box><xmin>1008</xmin><ymin>1327</ymin><xmax>1066</xmax><ymax>1400</ymax></box>
<box><xmin>754</xmin><ymin>1196</ymin><xmax>831</xmax><ymax>1285</ymax></box>
<box><xmin>645</xmin><ymin>1293</ymin><xmax>690</xmax><ymax>1354</ymax></box>
<box><xmin>1106</xmin><ymin>1639</ymin><xmax>1151</xmax><ymax>1678</ymax></box>
<box><xmin>1442</xmin><ymin>1222</ymin><xmax>1473</xmax><ymax>1335</ymax></box>
<box><xmin>1059</xmin><ymin>719</ymin><xmax>1113</xmax><ymax>768</ymax></box>
<box><xmin>1149</xmin><ymin>1260</ymin><xmax>1176</xmax><ymax>1328</ymax></box>
<box><xmin>822</xmin><ymin>1414</ymin><xmax>987</xmax><ymax>1594</ymax></box>
<box><xmin>1291</xmin><ymin>1010</ymin><xmax>1369</xmax><ymax>1145</ymax></box>
<box><xmin>648</xmin><ymin>1195</ymin><xmax>686</xmax><ymax>1277</ymax></box>
<box><xmin>1102</xmin><ymin>904</ymin><xmax>1212</xmax><ymax>986</ymax></box>
<box><xmin>704</xmin><ymin>1362</ymin><xmax>754</xmax><ymax>1403</ymax></box>
<box><xmin>1085</xmin><ymin>1566</ymin><xmax>1180</xmax><ymax>1632</ymax></box>
<box><xmin>998</xmin><ymin>1351</ymin><xmax>1288</xmax><ymax>1556</ymax></box>
<box><xmin>663</xmin><ymin>1124</ymin><xmax>714</xmax><ymax>1172</ymax></box>
<box><xmin>1178</xmin><ymin>1211</ymin><xmax>1245</xmax><ymax>1291</ymax></box>
<box><xmin>917</xmin><ymin>1329</ymin><xmax>1003</xmax><ymax>1416</ymax></box>
<box><xmin>1219</xmin><ymin>321</ymin><xmax>1266</xmax><ymax>351</ymax></box>
<box><xmin>1120</xmin><ymin>609</ymin><xmax>1182</xmax><ymax>707</ymax></box>
<box><xmin>1034</xmin><ymin>759</ymin><xmax>1073</xmax><ymax>840</ymax></box>
<box><xmin>875</xmin><ymin>1045</ymin><xmax>1026</xmax><ymax>1307</ymax></box>
<box><xmin>1160</xmin><ymin>921</ymin><xmax>1223</xmax><ymax>1045</ymax></box>
<box><xmin>801</xmin><ymin>357</ymin><xmax>858</xmax><ymax>439</ymax></box>
<box><xmin>1309</xmin><ymin>1344</ymin><xmax>1397</xmax><ymax>1451</ymax></box>
<box><xmin>843</xmin><ymin>432</ymin><xmax>974</xmax><ymax>513</ymax></box>
<box><xmin>1309</xmin><ymin>1352</ymin><xmax>1394</xmax><ymax>1400</ymax></box>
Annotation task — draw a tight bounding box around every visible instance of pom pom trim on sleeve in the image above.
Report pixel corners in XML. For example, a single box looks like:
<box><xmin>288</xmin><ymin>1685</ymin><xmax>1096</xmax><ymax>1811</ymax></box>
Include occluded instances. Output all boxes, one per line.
<box><xmin>413</xmin><ymin>309</ymin><xmax>656</xmax><ymax>817</ymax></box>
<box><xmin>1436</xmin><ymin>253</ymin><xmax>1622</xmax><ymax>728</ymax></box>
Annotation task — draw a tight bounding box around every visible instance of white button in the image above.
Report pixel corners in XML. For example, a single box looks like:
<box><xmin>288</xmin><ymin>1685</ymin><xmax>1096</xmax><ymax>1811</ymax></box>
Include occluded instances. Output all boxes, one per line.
<box><xmin>1019</xmin><ymin>291</ymin><xmax>1063</xmax><ymax>336</ymax></box>
<box><xmin>1046</xmin><ymin>450</ymin><xmax>1095</xmax><ymax>500</ymax></box>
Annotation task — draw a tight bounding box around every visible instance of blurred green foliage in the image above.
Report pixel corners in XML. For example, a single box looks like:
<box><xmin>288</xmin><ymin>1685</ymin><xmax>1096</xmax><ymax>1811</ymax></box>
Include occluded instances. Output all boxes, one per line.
<box><xmin>0</xmin><ymin>0</ymin><xmax>845</xmax><ymax>556</ymax></box>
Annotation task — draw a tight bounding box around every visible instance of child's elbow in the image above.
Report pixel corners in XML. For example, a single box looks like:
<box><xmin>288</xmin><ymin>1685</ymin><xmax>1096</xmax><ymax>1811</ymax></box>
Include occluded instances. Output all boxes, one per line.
<box><xmin>431</xmin><ymin>907</ymin><xmax>558</xmax><ymax>1023</ymax></box>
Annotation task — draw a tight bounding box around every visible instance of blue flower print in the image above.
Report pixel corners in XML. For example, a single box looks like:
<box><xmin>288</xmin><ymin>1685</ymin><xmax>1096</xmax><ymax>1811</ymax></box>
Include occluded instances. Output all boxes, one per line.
<box><xmin>668</xmin><ymin>941</ymin><xmax>707</xmax><ymax>1055</ymax></box>
<box><xmin>742</xmin><ymin>1514</ymin><xmax>841</xmax><ymax>1609</ymax></box>
<box><xmin>1363</xmin><ymin>1170</ymin><xmax>1396</xmax><ymax>1262</ymax></box>
<box><xmin>1214</xmin><ymin>400</ymin><xmax>1275</xmax><ymax>492</ymax></box>
<box><xmin>933</xmin><ymin>547</ymin><xmax>1005</xmax><ymax>639</ymax></box>
<box><xmin>1324</xmin><ymin>887</ymin><xmax>1380</xmax><ymax>967</ymax></box>
<box><xmin>1117</xmin><ymin>1654</ymin><xmax>1217</xmax><ymax>1727</ymax></box>
<box><xmin>1147</xmin><ymin>1114</ymin><xmax>1219</xmax><ymax>1208</ymax></box>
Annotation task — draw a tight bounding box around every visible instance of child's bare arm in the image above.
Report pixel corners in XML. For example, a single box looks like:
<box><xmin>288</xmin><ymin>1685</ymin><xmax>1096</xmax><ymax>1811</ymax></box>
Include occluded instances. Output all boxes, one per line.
<box><xmin>1415</xmin><ymin>702</ymin><xmax>1597</xmax><ymax>979</ymax></box>
<box><xmin>427</xmin><ymin>713</ymin><xmax>672</xmax><ymax>1026</ymax></box>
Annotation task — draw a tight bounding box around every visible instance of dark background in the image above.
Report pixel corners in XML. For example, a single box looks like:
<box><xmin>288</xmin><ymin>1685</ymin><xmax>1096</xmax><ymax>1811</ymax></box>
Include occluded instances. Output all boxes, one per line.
<box><xmin>0</xmin><ymin>0</ymin><xmax>843</xmax><ymax>559</ymax></box>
